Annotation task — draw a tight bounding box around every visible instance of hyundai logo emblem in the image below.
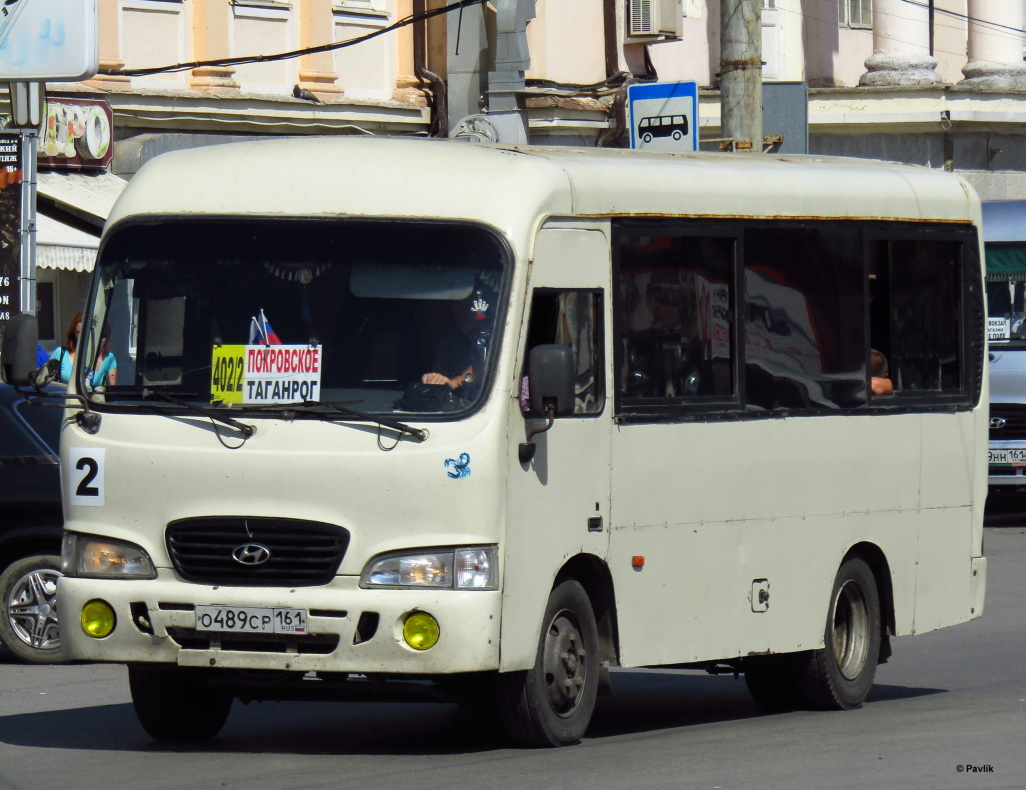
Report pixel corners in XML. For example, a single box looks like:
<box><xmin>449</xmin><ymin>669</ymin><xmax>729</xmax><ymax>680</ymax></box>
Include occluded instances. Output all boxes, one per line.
<box><xmin>232</xmin><ymin>543</ymin><xmax>271</xmax><ymax>566</ymax></box>
<box><xmin>991</xmin><ymin>417</ymin><xmax>1008</xmax><ymax>430</ymax></box>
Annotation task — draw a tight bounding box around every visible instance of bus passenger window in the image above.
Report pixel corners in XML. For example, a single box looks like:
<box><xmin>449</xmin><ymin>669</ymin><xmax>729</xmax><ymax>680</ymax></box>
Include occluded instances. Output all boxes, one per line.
<box><xmin>522</xmin><ymin>290</ymin><xmax>604</xmax><ymax>416</ymax></box>
<box><xmin>743</xmin><ymin>225</ymin><xmax>865</xmax><ymax>411</ymax></box>
<box><xmin>615</xmin><ymin>228</ymin><xmax>735</xmax><ymax>408</ymax></box>
<box><xmin>872</xmin><ymin>238</ymin><xmax>964</xmax><ymax>395</ymax></box>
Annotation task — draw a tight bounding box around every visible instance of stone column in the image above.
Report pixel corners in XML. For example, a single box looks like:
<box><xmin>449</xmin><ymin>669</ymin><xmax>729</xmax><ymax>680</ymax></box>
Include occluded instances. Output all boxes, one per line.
<box><xmin>961</xmin><ymin>0</ymin><xmax>1026</xmax><ymax>89</ymax></box>
<box><xmin>190</xmin><ymin>0</ymin><xmax>240</xmax><ymax>92</ymax></box>
<box><xmin>83</xmin><ymin>0</ymin><xmax>132</xmax><ymax>90</ymax></box>
<box><xmin>859</xmin><ymin>0</ymin><xmax>941</xmax><ymax>86</ymax></box>
<box><xmin>297</xmin><ymin>0</ymin><xmax>343</xmax><ymax>97</ymax></box>
<box><xmin>394</xmin><ymin>0</ymin><xmax>424</xmax><ymax>103</ymax></box>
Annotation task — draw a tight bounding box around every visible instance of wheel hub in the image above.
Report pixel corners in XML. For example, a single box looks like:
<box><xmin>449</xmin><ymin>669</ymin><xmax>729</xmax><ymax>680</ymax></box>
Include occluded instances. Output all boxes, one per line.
<box><xmin>832</xmin><ymin>579</ymin><xmax>870</xmax><ymax>681</ymax></box>
<box><xmin>7</xmin><ymin>568</ymin><xmax>61</xmax><ymax>650</ymax></box>
<box><xmin>543</xmin><ymin>611</ymin><xmax>588</xmax><ymax>717</ymax></box>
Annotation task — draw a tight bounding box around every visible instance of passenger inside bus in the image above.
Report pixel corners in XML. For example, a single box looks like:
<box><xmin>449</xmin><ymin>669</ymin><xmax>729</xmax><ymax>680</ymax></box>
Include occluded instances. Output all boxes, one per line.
<box><xmin>871</xmin><ymin>349</ymin><xmax>893</xmax><ymax>396</ymax></box>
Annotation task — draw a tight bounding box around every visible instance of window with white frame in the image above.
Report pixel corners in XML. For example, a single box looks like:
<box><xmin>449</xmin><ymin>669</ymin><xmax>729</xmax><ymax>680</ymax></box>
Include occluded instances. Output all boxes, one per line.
<box><xmin>839</xmin><ymin>0</ymin><xmax>871</xmax><ymax>28</ymax></box>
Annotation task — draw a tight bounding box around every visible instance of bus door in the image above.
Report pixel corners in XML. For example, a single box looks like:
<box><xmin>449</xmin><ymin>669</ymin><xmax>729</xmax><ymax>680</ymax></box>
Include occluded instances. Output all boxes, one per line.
<box><xmin>500</xmin><ymin>224</ymin><xmax>613</xmax><ymax>668</ymax></box>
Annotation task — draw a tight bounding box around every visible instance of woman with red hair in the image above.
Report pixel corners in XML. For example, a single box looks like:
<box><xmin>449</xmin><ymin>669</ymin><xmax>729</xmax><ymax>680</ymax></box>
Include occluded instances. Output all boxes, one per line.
<box><xmin>48</xmin><ymin>312</ymin><xmax>83</xmax><ymax>384</ymax></box>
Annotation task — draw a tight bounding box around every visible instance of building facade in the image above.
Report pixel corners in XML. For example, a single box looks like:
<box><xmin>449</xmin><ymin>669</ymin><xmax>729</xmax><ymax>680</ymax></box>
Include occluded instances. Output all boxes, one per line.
<box><xmin>8</xmin><ymin>0</ymin><xmax>1026</xmax><ymax>342</ymax></box>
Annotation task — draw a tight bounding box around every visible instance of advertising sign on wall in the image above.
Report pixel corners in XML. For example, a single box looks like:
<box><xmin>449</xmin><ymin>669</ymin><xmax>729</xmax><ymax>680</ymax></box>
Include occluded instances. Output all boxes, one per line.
<box><xmin>0</xmin><ymin>133</ymin><xmax>22</xmax><ymax>325</ymax></box>
<box><xmin>38</xmin><ymin>94</ymin><xmax>113</xmax><ymax>171</ymax></box>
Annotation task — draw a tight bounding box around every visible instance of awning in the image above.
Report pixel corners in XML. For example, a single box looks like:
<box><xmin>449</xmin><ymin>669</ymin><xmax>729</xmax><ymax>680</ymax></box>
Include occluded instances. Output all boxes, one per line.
<box><xmin>37</xmin><ymin>213</ymin><xmax>99</xmax><ymax>272</ymax></box>
<box><xmin>34</xmin><ymin>170</ymin><xmax>125</xmax><ymax>272</ymax></box>
<box><xmin>986</xmin><ymin>244</ymin><xmax>1026</xmax><ymax>282</ymax></box>
<box><xmin>37</xmin><ymin>171</ymin><xmax>127</xmax><ymax>227</ymax></box>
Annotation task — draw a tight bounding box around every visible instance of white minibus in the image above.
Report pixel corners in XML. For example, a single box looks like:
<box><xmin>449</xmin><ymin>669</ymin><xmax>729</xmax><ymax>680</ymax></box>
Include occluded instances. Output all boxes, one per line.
<box><xmin>6</xmin><ymin>139</ymin><xmax>987</xmax><ymax>747</ymax></box>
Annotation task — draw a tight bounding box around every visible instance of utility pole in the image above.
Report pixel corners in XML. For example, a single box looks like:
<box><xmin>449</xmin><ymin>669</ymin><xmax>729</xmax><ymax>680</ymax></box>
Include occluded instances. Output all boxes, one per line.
<box><xmin>720</xmin><ymin>0</ymin><xmax>762</xmax><ymax>151</ymax></box>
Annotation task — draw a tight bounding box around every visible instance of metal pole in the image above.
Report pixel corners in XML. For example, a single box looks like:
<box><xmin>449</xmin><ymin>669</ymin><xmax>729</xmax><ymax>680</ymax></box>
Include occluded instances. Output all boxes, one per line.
<box><xmin>19</xmin><ymin>129</ymin><xmax>36</xmax><ymax>317</ymax></box>
<box><xmin>720</xmin><ymin>0</ymin><xmax>763</xmax><ymax>151</ymax></box>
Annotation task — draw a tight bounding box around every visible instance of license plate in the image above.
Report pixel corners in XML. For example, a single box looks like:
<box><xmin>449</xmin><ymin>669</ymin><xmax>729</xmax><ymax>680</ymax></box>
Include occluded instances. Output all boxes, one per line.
<box><xmin>988</xmin><ymin>448</ymin><xmax>1026</xmax><ymax>466</ymax></box>
<box><xmin>195</xmin><ymin>605</ymin><xmax>308</xmax><ymax>634</ymax></box>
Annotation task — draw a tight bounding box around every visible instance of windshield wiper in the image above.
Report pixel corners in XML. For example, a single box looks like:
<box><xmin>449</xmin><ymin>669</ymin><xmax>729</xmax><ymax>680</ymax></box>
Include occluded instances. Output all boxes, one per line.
<box><xmin>259</xmin><ymin>401</ymin><xmax>427</xmax><ymax>442</ymax></box>
<box><xmin>112</xmin><ymin>389</ymin><xmax>256</xmax><ymax>437</ymax></box>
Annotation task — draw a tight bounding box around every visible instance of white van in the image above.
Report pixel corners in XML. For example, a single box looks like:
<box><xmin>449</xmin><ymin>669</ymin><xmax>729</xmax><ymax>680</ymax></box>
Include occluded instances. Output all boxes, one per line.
<box><xmin>9</xmin><ymin>139</ymin><xmax>986</xmax><ymax>747</ymax></box>
<box><xmin>983</xmin><ymin>201</ymin><xmax>1026</xmax><ymax>491</ymax></box>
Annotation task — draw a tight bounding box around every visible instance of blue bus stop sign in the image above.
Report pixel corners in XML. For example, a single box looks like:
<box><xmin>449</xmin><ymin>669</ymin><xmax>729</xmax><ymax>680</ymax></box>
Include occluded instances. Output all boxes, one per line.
<box><xmin>628</xmin><ymin>81</ymin><xmax>699</xmax><ymax>152</ymax></box>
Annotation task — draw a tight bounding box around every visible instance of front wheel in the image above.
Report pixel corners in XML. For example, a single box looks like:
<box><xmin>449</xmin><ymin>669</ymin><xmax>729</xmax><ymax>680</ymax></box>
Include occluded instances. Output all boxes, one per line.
<box><xmin>0</xmin><ymin>554</ymin><xmax>64</xmax><ymax>664</ymax></box>
<box><xmin>129</xmin><ymin>666</ymin><xmax>233</xmax><ymax>741</ymax></box>
<box><xmin>497</xmin><ymin>579</ymin><xmax>599</xmax><ymax>746</ymax></box>
<box><xmin>796</xmin><ymin>557</ymin><xmax>881</xmax><ymax>710</ymax></box>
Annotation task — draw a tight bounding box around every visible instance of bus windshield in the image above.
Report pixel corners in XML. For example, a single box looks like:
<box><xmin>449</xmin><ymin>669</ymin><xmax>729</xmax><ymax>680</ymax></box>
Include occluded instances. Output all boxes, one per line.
<box><xmin>83</xmin><ymin>219</ymin><xmax>508</xmax><ymax>417</ymax></box>
<box><xmin>986</xmin><ymin>245</ymin><xmax>1026</xmax><ymax>349</ymax></box>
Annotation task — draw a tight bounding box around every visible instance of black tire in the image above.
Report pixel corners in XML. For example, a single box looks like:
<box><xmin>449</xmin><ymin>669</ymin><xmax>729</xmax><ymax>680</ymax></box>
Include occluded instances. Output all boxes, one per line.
<box><xmin>497</xmin><ymin>579</ymin><xmax>599</xmax><ymax>747</ymax></box>
<box><xmin>642</xmin><ymin>132</ymin><xmax>653</xmax><ymax>143</ymax></box>
<box><xmin>129</xmin><ymin>665</ymin><xmax>233</xmax><ymax>741</ymax></box>
<box><xmin>0</xmin><ymin>554</ymin><xmax>64</xmax><ymax>664</ymax></box>
<box><xmin>743</xmin><ymin>654</ymin><xmax>802</xmax><ymax>711</ymax></box>
<box><xmin>795</xmin><ymin>557</ymin><xmax>881</xmax><ymax>710</ymax></box>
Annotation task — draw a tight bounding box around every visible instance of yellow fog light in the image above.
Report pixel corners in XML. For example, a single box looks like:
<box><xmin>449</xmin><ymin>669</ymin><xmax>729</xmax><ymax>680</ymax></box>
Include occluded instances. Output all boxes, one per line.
<box><xmin>402</xmin><ymin>611</ymin><xmax>440</xmax><ymax>651</ymax></box>
<box><xmin>81</xmin><ymin>600</ymin><xmax>116</xmax><ymax>638</ymax></box>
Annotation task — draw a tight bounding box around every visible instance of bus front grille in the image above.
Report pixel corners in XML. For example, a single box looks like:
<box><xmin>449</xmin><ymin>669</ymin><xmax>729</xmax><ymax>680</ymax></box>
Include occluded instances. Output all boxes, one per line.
<box><xmin>166</xmin><ymin>517</ymin><xmax>350</xmax><ymax>587</ymax></box>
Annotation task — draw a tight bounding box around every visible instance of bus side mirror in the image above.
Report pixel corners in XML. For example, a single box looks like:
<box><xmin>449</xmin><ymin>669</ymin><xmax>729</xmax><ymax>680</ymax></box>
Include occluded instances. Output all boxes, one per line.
<box><xmin>1</xmin><ymin>313</ymin><xmax>40</xmax><ymax>387</ymax></box>
<box><xmin>529</xmin><ymin>344</ymin><xmax>575</xmax><ymax>417</ymax></box>
<box><xmin>520</xmin><ymin>344</ymin><xmax>575</xmax><ymax>465</ymax></box>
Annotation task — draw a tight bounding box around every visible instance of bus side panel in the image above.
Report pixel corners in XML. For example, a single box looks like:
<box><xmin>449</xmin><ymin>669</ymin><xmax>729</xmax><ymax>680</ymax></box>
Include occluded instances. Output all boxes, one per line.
<box><xmin>912</xmin><ymin>410</ymin><xmax>987</xmax><ymax>634</ymax></box>
<box><xmin>608</xmin><ymin>415</ymin><xmax>927</xmax><ymax>667</ymax></box>
<box><xmin>607</xmin><ymin>510</ymin><xmax>921</xmax><ymax>666</ymax></box>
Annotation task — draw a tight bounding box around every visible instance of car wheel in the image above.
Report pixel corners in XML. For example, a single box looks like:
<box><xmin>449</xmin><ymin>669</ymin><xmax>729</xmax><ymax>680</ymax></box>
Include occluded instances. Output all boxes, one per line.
<box><xmin>672</xmin><ymin>130</ymin><xmax>682</xmax><ymax>141</ymax></box>
<box><xmin>497</xmin><ymin>579</ymin><xmax>599</xmax><ymax>747</ymax></box>
<box><xmin>794</xmin><ymin>557</ymin><xmax>881</xmax><ymax>709</ymax></box>
<box><xmin>129</xmin><ymin>665</ymin><xmax>233</xmax><ymax>741</ymax></box>
<box><xmin>0</xmin><ymin>554</ymin><xmax>64</xmax><ymax>664</ymax></box>
<box><xmin>642</xmin><ymin>133</ymin><xmax>653</xmax><ymax>143</ymax></box>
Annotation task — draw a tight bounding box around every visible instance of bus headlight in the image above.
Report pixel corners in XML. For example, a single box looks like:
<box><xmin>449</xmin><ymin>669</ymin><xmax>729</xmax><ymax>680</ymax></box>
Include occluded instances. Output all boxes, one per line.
<box><xmin>62</xmin><ymin>533</ymin><xmax>157</xmax><ymax>579</ymax></box>
<box><xmin>360</xmin><ymin>546</ymin><xmax>497</xmax><ymax>590</ymax></box>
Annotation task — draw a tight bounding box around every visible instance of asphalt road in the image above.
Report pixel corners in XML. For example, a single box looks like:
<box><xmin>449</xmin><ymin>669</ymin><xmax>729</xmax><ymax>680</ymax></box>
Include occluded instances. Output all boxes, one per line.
<box><xmin>1</xmin><ymin>526</ymin><xmax>1023</xmax><ymax>790</ymax></box>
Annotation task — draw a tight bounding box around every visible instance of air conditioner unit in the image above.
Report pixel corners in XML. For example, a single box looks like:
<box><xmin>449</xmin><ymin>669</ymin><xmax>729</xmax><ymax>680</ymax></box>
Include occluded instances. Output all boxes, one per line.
<box><xmin>626</xmin><ymin>0</ymin><xmax>682</xmax><ymax>41</ymax></box>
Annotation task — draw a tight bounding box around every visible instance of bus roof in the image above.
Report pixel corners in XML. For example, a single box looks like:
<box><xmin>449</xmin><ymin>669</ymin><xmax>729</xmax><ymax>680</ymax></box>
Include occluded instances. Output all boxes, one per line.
<box><xmin>108</xmin><ymin>137</ymin><xmax>981</xmax><ymax>239</ymax></box>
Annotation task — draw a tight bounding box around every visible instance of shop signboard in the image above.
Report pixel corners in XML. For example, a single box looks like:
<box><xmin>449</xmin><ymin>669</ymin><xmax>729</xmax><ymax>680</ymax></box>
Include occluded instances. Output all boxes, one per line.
<box><xmin>0</xmin><ymin>133</ymin><xmax>22</xmax><ymax>325</ymax></box>
<box><xmin>38</xmin><ymin>94</ymin><xmax>113</xmax><ymax>171</ymax></box>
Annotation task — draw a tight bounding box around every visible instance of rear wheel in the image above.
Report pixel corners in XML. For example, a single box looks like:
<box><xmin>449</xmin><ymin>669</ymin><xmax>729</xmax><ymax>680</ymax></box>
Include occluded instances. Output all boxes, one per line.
<box><xmin>0</xmin><ymin>555</ymin><xmax>64</xmax><ymax>664</ymax></box>
<box><xmin>497</xmin><ymin>579</ymin><xmax>599</xmax><ymax>747</ymax></box>
<box><xmin>129</xmin><ymin>665</ymin><xmax>233</xmax><ymax>741</ymax></box>
<box><xmin>795</xmin><ymin>557</ymin><xmax>881</xmax><ymax>709</ymax></box>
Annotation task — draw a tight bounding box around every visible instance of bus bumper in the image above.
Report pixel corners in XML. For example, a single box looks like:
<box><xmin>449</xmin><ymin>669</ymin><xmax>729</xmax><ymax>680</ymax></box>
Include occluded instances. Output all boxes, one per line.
<box><xmin>60</xmin><ymin>571</ymin><xmax>502</xmax><ymax>674</ymax></box>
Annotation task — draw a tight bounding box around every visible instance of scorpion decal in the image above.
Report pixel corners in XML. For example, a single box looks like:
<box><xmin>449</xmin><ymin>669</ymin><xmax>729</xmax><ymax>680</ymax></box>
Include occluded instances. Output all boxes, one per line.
<box><xmin>445</xmin><ymin>453</ymin><xmax>471</xmax><ymax>480</ymax></box>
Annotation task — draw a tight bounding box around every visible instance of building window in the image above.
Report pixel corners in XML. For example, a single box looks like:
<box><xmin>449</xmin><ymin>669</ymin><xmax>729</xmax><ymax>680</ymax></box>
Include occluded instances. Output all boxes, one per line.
<box><xmin>839</xmin><ymin>0</ymin><xmax>872</xmax><ymax>28</ymax></box>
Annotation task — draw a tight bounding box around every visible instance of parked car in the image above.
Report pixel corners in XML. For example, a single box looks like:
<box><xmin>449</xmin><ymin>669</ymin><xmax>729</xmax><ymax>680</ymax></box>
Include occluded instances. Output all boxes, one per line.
<box><xmin>984</xmin><ymin>201</ymin><xmax>1026</xmax><ymax>497</ymax></box>
<box><xmin>0</xmin><ymin>381</ymin><xmax>64</xmax><ymax>663</ymax></box>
